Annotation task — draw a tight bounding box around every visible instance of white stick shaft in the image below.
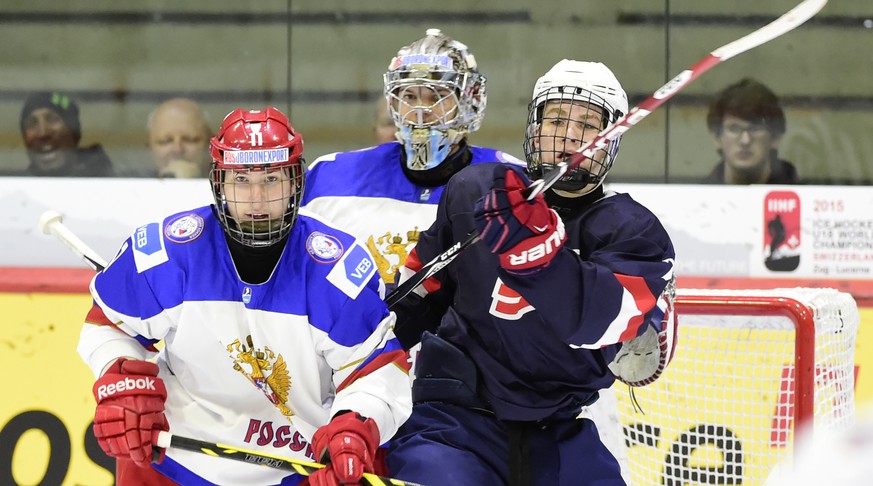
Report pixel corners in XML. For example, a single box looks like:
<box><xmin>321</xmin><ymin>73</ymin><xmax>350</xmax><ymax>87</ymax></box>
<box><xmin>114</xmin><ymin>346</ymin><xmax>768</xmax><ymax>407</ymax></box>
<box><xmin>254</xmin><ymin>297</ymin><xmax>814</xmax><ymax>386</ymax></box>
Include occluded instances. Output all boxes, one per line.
<box><xmin>712</xmin><ymin>0</ymin><xmax>828</xmax><ymax>61</ymax></box>
<box><xmin>48</xmin><ymin>221</ymin><xmax>108</xmax><ymax>270</ymax></box>
<box><xmin>39</xmin><ymin>212</ymin><xmax>108</xmax><ymax>271</ymax></box>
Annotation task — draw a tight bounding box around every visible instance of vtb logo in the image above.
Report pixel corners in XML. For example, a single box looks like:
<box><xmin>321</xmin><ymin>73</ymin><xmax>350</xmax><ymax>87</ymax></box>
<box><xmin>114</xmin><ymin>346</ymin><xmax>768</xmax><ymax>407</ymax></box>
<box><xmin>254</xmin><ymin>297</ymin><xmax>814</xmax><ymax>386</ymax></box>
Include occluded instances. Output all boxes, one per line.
<box><xmin>489</xmin><ymin>277</ymin><xmax>535</xmax><ymax>320</ymax></box>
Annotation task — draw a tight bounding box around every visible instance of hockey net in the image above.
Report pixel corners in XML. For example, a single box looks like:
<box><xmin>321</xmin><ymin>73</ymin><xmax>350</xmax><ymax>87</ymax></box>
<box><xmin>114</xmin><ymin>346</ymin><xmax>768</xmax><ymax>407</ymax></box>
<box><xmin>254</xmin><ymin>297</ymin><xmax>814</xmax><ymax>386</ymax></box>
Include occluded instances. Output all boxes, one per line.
<box><xmin>615</xmin><ymin>287</ymin><xmax>859</xmax><ymax>486</ymax></box>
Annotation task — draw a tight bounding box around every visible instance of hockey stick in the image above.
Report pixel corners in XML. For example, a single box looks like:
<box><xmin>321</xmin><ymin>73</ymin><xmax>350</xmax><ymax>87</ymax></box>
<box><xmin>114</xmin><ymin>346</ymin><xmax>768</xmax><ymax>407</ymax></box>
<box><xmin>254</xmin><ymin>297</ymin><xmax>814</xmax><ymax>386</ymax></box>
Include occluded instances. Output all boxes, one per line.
<box><xmin>37</xmin><ymin>210</ymin><xmax>108</xmax><ymax>271</ymax></box>
<box><xmin>384</xmin><ymin>0</ymin><xmax>827</xmax><ymax>310</ymax></box>
<box><xmin>155</xmin><ymin>431</ymin><xmax>424</xmax><ymax>486</ymax></box>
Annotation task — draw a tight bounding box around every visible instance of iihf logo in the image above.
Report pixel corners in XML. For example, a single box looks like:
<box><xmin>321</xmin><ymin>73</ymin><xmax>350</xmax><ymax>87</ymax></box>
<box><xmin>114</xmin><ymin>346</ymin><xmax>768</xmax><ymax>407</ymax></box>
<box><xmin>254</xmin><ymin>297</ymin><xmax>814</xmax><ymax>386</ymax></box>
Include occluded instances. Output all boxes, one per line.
<box><xmin>242</xmin><ymin>287</ymin><xmax>252</xmax><ymax>304</ymax></box>
<box><xmin>764</xmin><ymin>191</ymin><xmax>801</xmax><ymax>272</ymax></box>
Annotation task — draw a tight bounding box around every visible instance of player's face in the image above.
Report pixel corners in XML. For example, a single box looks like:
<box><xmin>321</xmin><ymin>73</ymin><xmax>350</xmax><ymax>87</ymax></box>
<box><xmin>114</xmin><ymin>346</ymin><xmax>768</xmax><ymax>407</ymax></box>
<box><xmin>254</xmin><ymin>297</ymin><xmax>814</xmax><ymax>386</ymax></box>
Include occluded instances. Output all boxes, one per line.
<box><xmin>536</xmin><ymin>100</ymin><xmax>607</xmax><ymax>168</ymax></box>
<box><xmin>392</xmin><ymin>84</ymin><xmax>459</xmax><ymax>127</ymax></box>
<box><xmin>222</xmin><ymin>168</ymin><xmax>294</xmax><ymax>235</ymax></box>
<box><xmin>715</xmin><ymin>114</ymin><xmax>780</xmax><ymax>172</ymax></box>
<box><xmin>22</xmin><ymin>108</ymin><xmax>78</xmax><ymax>172</ymax></box>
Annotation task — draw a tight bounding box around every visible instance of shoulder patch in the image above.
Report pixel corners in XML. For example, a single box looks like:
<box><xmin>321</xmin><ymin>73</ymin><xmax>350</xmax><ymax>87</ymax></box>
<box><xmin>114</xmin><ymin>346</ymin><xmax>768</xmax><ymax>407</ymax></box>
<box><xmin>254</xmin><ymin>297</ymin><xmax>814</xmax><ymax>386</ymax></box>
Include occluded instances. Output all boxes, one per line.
<box><xmin>306</xmin><ymin>231</ymin><xmax>344</xmax><ymax>263</ymax></box>
<box><xmin>164</xmin><ymin>213</ymin><xmax>205</xmax><ymax>244</ymax></box>
<box><xmin>326</xmin><ymin>242</ymin><xmax>377</xmax><ymax>300</ymax></box>
<box><xmin>132</xmin><ymin>222</ymin><xmax>168</xmax><ymax>273</ymax></box>
<box><xmin>496</xmin><ymin>151</ymin><xmax>526</xmax><ymax>166</ymax></box>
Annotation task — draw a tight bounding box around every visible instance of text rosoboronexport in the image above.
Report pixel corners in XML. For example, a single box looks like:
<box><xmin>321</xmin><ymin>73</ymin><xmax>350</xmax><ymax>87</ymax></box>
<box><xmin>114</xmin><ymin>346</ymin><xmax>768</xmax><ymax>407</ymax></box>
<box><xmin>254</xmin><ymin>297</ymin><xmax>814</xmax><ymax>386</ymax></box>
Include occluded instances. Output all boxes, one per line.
<box><xmin>224</xmin><ymin>148</ymin><xmax>290</xmax><ymax>165</ymax></box>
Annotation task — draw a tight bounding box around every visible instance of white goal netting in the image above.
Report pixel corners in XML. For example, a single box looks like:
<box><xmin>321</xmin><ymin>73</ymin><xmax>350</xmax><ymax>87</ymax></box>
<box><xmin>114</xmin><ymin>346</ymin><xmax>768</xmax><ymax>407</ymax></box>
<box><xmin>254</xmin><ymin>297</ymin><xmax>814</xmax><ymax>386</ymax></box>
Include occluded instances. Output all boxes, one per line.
<box><xmin>615</xmin><ymin>287</ymin><xmax>859</xmax><ymax>486</ymax></box>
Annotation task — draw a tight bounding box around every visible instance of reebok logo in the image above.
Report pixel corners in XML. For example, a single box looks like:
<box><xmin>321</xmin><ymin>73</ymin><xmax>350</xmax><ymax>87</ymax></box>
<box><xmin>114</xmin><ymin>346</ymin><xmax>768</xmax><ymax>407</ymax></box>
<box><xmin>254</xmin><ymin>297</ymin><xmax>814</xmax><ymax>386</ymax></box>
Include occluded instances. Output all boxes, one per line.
<box><xmin>96</xmin><ymin>376</ymin><xmax>156</xmax><ymax>400</ymax></box>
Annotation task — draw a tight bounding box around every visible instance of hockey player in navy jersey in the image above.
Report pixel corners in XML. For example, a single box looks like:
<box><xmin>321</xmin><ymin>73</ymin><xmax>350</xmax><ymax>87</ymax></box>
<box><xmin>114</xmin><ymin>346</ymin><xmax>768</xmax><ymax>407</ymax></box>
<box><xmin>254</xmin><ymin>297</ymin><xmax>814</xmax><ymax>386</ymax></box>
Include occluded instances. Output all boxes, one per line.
<box><xmin>77</xmin><ymin>107</ymin><xmax>411</xmax><ymax>485</ymax></box>
<box><xmin>386</xmin><ymin>60</ymin><xmax>677</xmax><ymax>485</ymax></box>
<box><xmin>302</xmin><ymin>28</ymin><xmax>525</xmax><ymax>295</ymax></box>
<box><xmin>302</xmin><ymin>31</ymin><xmax>638</xmax><ymax>478</ymax></box>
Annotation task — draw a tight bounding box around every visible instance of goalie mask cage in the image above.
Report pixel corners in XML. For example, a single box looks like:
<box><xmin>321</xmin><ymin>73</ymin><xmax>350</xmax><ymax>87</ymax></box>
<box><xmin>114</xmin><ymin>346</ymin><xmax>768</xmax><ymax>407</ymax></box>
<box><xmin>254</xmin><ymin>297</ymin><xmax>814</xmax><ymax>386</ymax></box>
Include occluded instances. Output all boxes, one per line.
<box><xmin>616</xmin><ymin>287</ymin><xmax>859</xmax><ymax>486</ymax></box>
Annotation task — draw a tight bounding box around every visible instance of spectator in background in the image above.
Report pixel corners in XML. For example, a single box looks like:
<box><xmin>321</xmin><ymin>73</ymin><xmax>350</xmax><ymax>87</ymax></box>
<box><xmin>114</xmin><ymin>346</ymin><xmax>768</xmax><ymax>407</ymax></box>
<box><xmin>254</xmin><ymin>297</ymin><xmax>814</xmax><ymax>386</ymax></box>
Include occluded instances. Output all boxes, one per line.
<box><xmin>373</xmin><ymin>96</ymin><xmax>396</xmax><ymax>144</ymax></box>
<box><xmin>703</xmin><ymin>78</ymin><xmax>800</xmax><ymax>184</ymax></box>
<box><xmin>147</xmin><ymin>97</ymin><xmax>212</xmax><ymax>178</ymax></box>
<box><xmin>20</xmin><ymin>91</ymin><xmax>115</xmax><ymax>177</ymax></box>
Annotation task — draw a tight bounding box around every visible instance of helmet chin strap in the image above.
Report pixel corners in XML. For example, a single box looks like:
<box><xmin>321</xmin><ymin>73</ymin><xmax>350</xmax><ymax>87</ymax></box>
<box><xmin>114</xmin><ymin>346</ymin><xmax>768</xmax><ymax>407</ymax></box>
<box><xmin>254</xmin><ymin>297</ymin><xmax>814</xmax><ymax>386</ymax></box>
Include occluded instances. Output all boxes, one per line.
<box><xmin>535</xmin><ymin>158</ymin><xmax>603</xmax><ymax>195</ymax></box>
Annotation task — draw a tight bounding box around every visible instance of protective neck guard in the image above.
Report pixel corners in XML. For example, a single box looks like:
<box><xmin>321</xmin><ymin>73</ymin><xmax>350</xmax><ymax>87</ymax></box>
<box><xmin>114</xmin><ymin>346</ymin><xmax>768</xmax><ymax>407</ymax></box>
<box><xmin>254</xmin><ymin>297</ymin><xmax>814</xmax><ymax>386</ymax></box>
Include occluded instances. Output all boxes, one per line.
<box><xmin>224</xmin><ymin>230</ymin><xmax>288</xmax><ymax>284</ymax></box>
<box><xmin>400</xmin><ymin>140</ymin><xmax>472</xmax><ymax>188</ymax></box>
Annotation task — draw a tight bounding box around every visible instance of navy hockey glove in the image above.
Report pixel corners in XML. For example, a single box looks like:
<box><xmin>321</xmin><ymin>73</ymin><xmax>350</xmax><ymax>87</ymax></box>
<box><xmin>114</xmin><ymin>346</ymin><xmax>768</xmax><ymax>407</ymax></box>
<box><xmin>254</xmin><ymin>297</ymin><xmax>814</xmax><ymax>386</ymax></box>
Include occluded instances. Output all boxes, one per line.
<box><xmin>474</xmin><ymin>168</ymin><xmax>566</xmax><ymax>273</ymax></box>
<box><xmin>92</xmin><ymin>358</ymin><xmax>169</xmax><ymax>467</ymax></box>
<box><xmin>310</xmin><ymin>412</ymin><xmax>380</xmax><ymax>485</ymax></box>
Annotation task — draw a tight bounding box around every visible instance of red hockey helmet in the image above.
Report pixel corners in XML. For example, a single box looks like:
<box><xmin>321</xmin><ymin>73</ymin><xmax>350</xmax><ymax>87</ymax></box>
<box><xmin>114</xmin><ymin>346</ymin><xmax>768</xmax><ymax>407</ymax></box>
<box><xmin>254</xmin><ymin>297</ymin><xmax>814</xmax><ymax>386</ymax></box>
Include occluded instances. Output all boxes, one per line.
<box><xmin>209</xmin><ymin>107</ymin><xmax>305</xmax><ymax>248</ymax></box>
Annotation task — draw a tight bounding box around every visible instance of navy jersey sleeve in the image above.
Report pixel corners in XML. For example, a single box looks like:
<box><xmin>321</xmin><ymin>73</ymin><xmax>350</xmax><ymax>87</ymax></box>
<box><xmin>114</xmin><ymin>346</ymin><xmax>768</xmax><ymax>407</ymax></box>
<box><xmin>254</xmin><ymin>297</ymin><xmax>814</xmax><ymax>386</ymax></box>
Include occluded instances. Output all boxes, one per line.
<box><xmin>499</xmin><ymin>192</ymin><xmax>675</xmax><ymax>349</ymax></box>
<box><xmin>403</xmin><ymin>162</ymin><xmax>675</xmax><ymax>351</ymax></box>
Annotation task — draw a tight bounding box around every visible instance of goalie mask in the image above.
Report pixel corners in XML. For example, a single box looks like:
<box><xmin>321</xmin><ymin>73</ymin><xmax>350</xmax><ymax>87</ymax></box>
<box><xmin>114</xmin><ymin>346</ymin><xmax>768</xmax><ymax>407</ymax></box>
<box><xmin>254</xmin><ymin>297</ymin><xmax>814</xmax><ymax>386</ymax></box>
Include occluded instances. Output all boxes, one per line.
<box><xmin>524</xmin><ymin>60</ymin><xmax>628</xmax><ymax>193</ymax></box>
<box><xmin>209</xmin><ymin>107</ymin><xmax>305</xmax><ymax>248</ymax></box>
<box><xmin>384</xmin><ymin>28</ymin><xmax>486</xmax><ymax>171</ymax></box>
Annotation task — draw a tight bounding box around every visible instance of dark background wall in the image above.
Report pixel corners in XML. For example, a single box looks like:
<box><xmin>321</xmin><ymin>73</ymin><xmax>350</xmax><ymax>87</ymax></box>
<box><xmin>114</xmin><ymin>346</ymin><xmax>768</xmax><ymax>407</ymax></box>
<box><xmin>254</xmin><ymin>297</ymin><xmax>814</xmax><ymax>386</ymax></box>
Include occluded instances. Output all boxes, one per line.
<box><xmin>1</xmin><ymin>0</ymin><xmax>870</xmax><ymax>183</ymax></box>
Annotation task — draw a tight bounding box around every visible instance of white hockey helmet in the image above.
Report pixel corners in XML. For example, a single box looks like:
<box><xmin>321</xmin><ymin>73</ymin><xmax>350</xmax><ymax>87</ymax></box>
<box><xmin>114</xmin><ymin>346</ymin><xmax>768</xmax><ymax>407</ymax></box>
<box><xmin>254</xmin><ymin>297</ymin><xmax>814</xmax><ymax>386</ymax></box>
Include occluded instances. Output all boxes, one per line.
<box><xmin>384</xmin><ymin>28</ymin><xmax>487</xmax><ymax>171</ymax></box>
<box><xmin>524</xmin><ymin>59</ymin><xmax>628</xmax><ymax>192</ymax></box>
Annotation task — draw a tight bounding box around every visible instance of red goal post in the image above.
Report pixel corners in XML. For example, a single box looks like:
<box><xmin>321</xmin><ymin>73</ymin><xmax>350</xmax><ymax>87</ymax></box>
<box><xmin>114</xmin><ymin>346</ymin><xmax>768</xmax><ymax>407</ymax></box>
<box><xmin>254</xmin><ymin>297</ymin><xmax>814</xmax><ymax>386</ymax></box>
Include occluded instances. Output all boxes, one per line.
<box><xmin>616</xmin><ymin>287</ymin><xmax>860</xmax><ymax>485</ymax></box>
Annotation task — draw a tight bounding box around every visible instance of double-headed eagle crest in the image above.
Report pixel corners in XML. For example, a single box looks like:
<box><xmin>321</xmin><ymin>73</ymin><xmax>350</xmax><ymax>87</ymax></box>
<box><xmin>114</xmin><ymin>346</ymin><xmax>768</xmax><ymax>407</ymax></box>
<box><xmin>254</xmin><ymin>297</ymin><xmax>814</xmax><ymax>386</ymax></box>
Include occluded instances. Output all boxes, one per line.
<box><xmin>227</xmin><ymin>335</ymin><xmax>294</xmax><ymax>418</ymax></box>
<box><xmin>366</xmin><ymin>227</ymin><xmax>420</xmax><ymax>283</ymax></box>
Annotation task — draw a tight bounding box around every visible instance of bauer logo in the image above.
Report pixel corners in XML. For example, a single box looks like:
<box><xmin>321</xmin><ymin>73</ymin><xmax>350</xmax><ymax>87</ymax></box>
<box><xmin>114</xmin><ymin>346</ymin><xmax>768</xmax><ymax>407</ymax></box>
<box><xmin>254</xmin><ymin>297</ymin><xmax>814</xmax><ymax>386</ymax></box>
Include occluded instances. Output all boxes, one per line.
<box><xmin>763</xmin><ymin>190</ymin><xmax>801</xmax><ymax>272</ymax></box>
<box><xmin>326</xmin><ymin>243</ymin><xmax>376</xmax><ymax>300</ymax></box>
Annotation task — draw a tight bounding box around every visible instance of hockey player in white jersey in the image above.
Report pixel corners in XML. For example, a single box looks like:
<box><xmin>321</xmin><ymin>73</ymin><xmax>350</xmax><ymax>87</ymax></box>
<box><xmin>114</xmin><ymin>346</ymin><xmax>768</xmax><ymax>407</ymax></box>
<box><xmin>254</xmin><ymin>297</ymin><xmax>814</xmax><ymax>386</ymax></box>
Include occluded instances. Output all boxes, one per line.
<box><xmin>77</xmin><ymin>107</ymin><xmax>411</xmax><ymax>485</ymax></box>
<box><xmin>302</xmin><ymin>28</ymin><xmax>525</xmax><ymax>305</ymax></box>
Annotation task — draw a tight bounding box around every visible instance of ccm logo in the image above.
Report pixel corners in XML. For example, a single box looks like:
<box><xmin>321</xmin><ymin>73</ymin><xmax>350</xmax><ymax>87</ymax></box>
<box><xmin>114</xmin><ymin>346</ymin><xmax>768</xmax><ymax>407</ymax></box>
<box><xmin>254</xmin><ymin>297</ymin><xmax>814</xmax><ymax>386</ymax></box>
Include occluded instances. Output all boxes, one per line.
<box><xmin>505</xmin><ymin>224</ymin><xmax>565</xmax><ymax>266</ymax></box>
<box><xmin>96</xmin><ymin>377</ymin><xmax>156</xmax><ymax>400</ymax></box>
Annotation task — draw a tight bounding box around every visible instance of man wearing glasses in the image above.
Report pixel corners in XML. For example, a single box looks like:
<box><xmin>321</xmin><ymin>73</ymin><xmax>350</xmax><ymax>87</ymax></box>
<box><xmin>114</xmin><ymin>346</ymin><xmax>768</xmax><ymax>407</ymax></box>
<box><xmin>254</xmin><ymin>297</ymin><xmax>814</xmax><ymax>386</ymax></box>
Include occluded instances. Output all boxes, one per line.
<box><xmin>703</xmin><ymin>78</ymin><xmax>800</xmax><ymax>184</ymax></box>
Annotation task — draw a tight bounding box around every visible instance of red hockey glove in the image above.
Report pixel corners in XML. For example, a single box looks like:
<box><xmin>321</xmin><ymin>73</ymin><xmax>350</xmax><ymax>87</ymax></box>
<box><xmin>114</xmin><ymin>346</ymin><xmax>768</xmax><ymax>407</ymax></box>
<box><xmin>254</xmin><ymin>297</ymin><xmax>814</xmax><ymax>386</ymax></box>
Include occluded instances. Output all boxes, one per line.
<box><xmin>310</xmin><ymin>412</ymin><xmax>380</xmax><ymax>486</ymax></box>
<box><xmin>474</xmin><ymin>168</ymin><xmax>566</xmax><ymax>273</ymax></box>
<box><xmin>92</xmin><ymin>358</ymin><xmax>169</xmax><ymax>467</ymax></box>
